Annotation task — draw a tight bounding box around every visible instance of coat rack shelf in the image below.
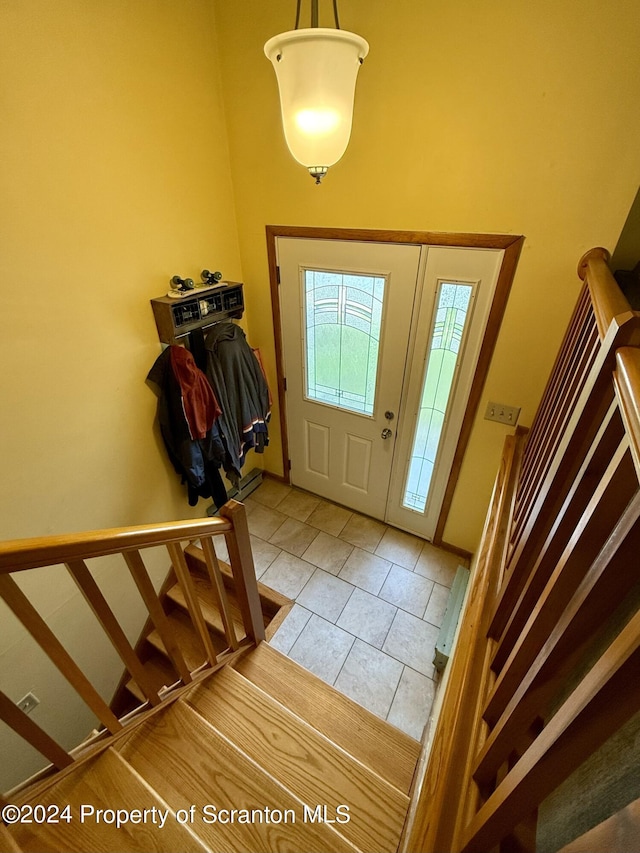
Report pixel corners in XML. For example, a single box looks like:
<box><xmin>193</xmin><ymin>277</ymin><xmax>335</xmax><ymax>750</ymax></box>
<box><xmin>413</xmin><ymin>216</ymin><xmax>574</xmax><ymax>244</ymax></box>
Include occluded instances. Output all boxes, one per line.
<box><xmin>150</xmin><ymin>281</ymin><xmax>244</xmax><ymax>344</ymax></box>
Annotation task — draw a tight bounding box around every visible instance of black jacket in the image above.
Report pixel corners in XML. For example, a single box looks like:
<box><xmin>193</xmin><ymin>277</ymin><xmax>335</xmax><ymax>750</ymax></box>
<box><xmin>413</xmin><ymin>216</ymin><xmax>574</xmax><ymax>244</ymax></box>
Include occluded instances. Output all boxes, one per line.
<box><xmin>205</xmin><ymin>322</ymin><xmax>271</xmax><ymax>477</ymax></box>
<box><xmin>147</xmin><ymin>347</ymin><xmax>227</xmax><ymax>498</ymax></box>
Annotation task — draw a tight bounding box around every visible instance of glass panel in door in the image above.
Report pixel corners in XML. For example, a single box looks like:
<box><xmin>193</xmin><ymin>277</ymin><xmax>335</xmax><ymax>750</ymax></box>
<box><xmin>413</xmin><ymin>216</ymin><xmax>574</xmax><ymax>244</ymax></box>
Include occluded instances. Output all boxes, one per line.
<box><xmin>403</xmin><ymin>281</ymin><xmax>473</xmax><ymax>512</ymax></box>
<box><xmin>304</xmin><ymin>269</ymin><xmax>385</xmax><ymax>416</ymax></box>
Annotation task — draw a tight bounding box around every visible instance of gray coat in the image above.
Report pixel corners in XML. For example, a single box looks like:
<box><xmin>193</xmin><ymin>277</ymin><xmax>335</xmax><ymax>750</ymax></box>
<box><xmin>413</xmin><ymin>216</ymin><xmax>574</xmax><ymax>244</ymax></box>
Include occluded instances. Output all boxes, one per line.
<box><xmin>205</xmin><ymin>322</ymin><xmax>271</xmax><ymax>478</ymax></box>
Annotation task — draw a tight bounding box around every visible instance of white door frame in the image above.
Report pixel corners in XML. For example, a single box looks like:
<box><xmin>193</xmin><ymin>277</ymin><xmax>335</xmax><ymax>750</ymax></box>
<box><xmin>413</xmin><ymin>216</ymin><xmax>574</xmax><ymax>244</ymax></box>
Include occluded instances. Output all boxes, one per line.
<box><xmin>266</xmin><ymin>226</ymin><xmax>524</xmax><ymax>547</ymax></box>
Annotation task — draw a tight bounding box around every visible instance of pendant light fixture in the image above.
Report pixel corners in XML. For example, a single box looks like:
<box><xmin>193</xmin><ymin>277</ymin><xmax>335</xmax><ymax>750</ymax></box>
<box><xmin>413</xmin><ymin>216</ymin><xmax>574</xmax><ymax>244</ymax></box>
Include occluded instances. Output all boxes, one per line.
<box><xmin>264</xmin><ymin>0</ymin><xmax>369</xmax><ymax>184</ymax></box>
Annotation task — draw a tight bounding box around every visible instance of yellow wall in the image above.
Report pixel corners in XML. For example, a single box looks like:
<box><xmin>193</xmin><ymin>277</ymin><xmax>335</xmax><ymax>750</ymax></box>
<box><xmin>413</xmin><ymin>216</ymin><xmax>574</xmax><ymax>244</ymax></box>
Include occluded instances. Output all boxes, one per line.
<box><xmin>0</xmin><ymin>0</ymin><xmax>241</xmax><ymax>788</ymax></box>
<box><xmin>213</xmin><ymin>0</ymin><xmax>640</xmax><ymax>551</ymax></box>
<box><xmin>1</xmin><ymin>0</ymin><xmax>243</xmax><ymax>540</ymax></box>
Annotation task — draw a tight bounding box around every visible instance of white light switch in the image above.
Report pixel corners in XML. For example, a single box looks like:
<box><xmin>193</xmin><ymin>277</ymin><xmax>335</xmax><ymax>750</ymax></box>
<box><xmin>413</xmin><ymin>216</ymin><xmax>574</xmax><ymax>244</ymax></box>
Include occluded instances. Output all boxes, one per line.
<box><xmin>485</xmin><ymin>401</ymin><xmax>521</xmax><ymax>426</ymax></box>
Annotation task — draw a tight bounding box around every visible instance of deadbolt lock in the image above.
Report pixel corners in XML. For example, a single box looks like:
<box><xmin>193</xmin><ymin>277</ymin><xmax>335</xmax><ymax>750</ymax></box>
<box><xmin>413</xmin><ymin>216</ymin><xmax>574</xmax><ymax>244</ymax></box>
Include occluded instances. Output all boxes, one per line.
<box><xmin>385</xmin><ymin>410</ymin><xmax>395</xmax><ymax>420</ymax></box>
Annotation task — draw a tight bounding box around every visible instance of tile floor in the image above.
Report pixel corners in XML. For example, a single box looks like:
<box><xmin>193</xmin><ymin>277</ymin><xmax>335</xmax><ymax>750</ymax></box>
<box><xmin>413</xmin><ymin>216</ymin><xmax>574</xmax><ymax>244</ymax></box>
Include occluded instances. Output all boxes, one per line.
<box><xmin>221</xmin><ymin>479</ymin><xmax>469</xmax><ymax>742</ymax></box>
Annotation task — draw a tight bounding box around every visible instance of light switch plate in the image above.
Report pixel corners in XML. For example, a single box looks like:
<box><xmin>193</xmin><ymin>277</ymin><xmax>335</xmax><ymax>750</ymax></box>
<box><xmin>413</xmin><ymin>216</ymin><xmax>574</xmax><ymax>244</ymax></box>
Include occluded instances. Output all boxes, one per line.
<box><xmin>485</xmin><ymin>401</ymin><xmax>521</xmax><ymax>426</ymax></box>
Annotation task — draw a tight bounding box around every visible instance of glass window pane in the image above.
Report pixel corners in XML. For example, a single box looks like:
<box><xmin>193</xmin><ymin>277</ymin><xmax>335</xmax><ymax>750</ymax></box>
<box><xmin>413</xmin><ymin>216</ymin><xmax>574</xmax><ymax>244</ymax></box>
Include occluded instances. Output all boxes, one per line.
<box><xmin>403</xmin><ymin>282</ymin><xmax>473</xmax><ymax>512</ymax></box>
<box><xmin>304</xmin><ymin>269</ymin><xmax>385</xmax><ymax>416</ymax></box>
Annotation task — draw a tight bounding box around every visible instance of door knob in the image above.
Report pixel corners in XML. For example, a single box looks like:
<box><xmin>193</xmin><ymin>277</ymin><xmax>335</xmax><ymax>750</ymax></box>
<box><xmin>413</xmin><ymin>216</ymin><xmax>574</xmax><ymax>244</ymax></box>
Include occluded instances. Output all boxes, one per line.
<box><xmin>381</xmin><ymin>428</ymin><xmax>393</xmax><ymax>440</ymax></box>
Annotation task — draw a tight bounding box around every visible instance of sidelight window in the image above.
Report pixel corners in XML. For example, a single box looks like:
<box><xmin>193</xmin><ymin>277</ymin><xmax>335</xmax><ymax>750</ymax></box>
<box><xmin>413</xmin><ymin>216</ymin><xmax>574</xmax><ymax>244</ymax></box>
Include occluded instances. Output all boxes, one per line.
<box><xmin>403</xmin><ymin>281</ymin><xmax>473</xmax><ymax>512</ymax></box>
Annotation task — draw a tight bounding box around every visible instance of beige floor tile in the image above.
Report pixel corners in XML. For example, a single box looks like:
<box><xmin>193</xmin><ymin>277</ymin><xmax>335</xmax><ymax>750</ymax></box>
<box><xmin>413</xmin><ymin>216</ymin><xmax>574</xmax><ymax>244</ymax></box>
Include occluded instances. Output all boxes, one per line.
<box><xmin>383</xmin><ymin>609</ymin><xmax>440</xmax><ymax>677</ymax></box>
<box><xmin>302</xmin><ymin>531</ymin><xmax>353</xmax><ymax>575</ymax></box>
<box><xmin>289</xmin><ymin>614</ymin><xmax>355</xmax><ymax>684</ymax></box>
<box><xmin>387</xmin><ymin>666</ymin><xmax>436</xmax><ymax>740</ymax></box>
<box><xmin>379</xmin><ymin>565</ymin><xmax>434</xmax><ymax>618</ymax></box>
<box><xmin>259</xmin><ymin>551</ymin><xmax>316</xmax><ymax>599</ymax></box>
<box><xmin>297</xmin><ymin>568</ymin><xmax>355</xmax><ymax>623</ymax></box>
<box><xmin>306</xmin><ymin>500</ymin><xmax>352</xmax><ymax>537</ymax></box>
<box><xmin>414</xmin><ymin>541</ymin><xmax>463</xmax><ymax>587</ymax></box>
<box><xmin>423</xmin><ymin>582</ymin><xmax>451</xmax><ymax>628</ymax></box>
<box><xmin>336</xmin><ymin>588</ymin><xmax>397</xmax><ymax>649</ymax></box>
<box><xmin>250</xmin><ymin>478</ymin><xmax>292</xmax><ymax>509</ymax></box>
<box><xmin>249</xmin><ymin>535</ymin><xmax>281</xmax><ymax>579</ymax></box>
<box><xmin>276</xmin><ymin>488</ymin><xmax>322</xmax><ymax>522</ymax></box>
<box><xmin>338</xmin><ymin>547</ymin><xmax>392</xmax><ymax>595</ymax></box>
<box><xmin>244</xmin><ymin>499</ymin><xmax>287</xmax><ymax>541</ymax></box>
<box><xmin>334</xmin><ymin>639</ymin><xmax>403</xmax><ymax>718</ymax></box>
<box><xmin>249</xmin><ymin>481</ymin><xmax>472</xmax><ymax>727</ymax></box>
<box><xmin>375</xmin><ymin>527</ymin><xmax>424</xmax><ymax>570</ymax></box>
<box><xmin>339</xmin><ymin>514</ymin><xmax>386</xmax><ymax>552</ymax></box>
<box><xmin>269</xmin><ymin>517</ymin><xmax>319</xmax><ymax>557</ymax></box>
<box><xmin>269</xmin><ymin>603</ymin><xmax>312</xmax><ymax>655</ymax></box>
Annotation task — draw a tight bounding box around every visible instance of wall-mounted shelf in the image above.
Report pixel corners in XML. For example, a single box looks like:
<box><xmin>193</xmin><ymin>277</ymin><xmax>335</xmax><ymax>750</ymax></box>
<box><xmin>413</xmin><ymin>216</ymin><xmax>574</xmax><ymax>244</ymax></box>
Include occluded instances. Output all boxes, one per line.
<box><xmin>150</xmin><ymin>282</ymin><xmax>244</xmax><ymax>344</ymax></box>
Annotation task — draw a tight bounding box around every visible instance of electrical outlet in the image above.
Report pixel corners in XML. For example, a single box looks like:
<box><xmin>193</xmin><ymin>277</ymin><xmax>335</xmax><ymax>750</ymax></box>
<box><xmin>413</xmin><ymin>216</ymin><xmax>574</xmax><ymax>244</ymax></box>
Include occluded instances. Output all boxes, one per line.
<box><xmin>17</xmin><ymin>692</ymin><xmax>40</xmax><ymax>715</ymax></box>
<box><xmin>485</xmin><ymin>401</ymin><xmax>521</xmax><ymax>426</ymax></box>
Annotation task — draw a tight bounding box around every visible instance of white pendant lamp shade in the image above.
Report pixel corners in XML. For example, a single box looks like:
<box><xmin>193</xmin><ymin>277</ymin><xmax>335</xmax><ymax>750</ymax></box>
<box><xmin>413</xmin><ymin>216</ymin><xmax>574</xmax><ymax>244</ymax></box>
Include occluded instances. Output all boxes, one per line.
<box><xmin>265</xmin><ymin>28</ymin><xmax>369</xmax><ymax>182</ymax></box>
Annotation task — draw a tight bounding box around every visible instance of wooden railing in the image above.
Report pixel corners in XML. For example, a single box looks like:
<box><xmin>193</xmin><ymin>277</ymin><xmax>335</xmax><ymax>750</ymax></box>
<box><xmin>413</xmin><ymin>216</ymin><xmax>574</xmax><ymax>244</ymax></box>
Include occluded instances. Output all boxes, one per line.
<box><xmin>404</xmin><ymin>249</ymin><xmax>640</xmax><ymax>852</ymax></box>
<box><xmin>0</xmin><ymin>499</ymin><xmax>264</xmax><ymax>800</ymax></box>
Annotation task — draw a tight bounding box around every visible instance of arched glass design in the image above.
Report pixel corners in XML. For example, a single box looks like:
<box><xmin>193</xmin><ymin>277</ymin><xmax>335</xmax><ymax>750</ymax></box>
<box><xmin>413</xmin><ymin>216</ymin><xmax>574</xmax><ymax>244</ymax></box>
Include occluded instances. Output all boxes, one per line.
<box><xmin>304</xmin><ymin>269</ymin><xmax>385</xmax><ymax>416</ymax></box>
<box><xmin>403</xmin><ymin>281</ymin><xmax>473</xmax><ymax>512</ymax></box>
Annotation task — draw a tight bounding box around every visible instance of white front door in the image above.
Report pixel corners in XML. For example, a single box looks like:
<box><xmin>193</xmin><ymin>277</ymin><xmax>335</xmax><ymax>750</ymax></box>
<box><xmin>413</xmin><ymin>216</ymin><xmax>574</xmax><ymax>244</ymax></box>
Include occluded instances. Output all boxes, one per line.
<box><xmin>277</xmin><ymin>237</ymin><xmax>504</xmax><ymax>538</ymax></box>
<box><xmin>278</xmin><ymin>238</ymin><xmax>422</xmax><ymax>518</ymax></box>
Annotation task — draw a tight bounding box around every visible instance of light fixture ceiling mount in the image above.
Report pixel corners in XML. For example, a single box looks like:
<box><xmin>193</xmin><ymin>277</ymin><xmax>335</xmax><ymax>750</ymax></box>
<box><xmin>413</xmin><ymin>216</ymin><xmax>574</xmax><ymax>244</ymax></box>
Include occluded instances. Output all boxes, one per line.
<box><xmin>264</xmin><ymin>0</ymin><xmax>369</xmax><ymax>184</ymax></box>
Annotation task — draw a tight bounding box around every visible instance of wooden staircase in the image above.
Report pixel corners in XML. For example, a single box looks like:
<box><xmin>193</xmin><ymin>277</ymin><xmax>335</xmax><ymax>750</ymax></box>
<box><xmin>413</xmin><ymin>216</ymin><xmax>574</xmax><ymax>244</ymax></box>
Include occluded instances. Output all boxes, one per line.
<box><xmin>8</xmin><ymin>642</ymin><xmax>421</xmax><ymax>853</ymax></box>
<box><xmin>118</xmin><ymin>543</ymin><xmax>292</xmax><ymax>711</ymax></box>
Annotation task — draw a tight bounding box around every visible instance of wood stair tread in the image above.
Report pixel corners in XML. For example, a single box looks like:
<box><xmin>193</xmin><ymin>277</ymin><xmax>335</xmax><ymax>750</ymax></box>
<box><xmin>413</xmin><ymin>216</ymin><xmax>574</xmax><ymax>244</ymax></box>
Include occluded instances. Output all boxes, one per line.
<box><xmin>166</xmin><ymin>571</ymin><xmax>294</xmax><ymax>641</ymax></box>
<box><xmin>120</xmin><ymin>546</ymin><xmax>292</xmax><ymax>709</ymax></box>
<box><xmin>166</xmin><ymin>573</ymin><xmax>254</xmax><ymax>639</ymax></box>
<box><xmin>185</xmin><ymin>664</ymin><xmax>410</xmax><ymax>853</ymax></box>
<box><xmin>11</xmin><ymin>748</ymin><xmax>208</xmax><ymax>853</ymax></box>
<box><xmin>146</xmin><ymin>608</ymin><xmax>227</xmax><ymax>671</ymax></box>
<box><xmin>233</xmin><ymin>641</ymin><xmax>420</xmax><ymax>796</ymax></box>
<box><xmin>184</xmin><ymin>544</ymin><xmax>292</xmax><ymax>617</ymax></box>
<box><xmin>116</xmin><ymin>699</ymin><xmax>357</xmax><ymax>853</ymax></box>
<box><xmin>126</xmin><ymin>654</ymin><xmax>178</xmax><ymax>704</ymax></box>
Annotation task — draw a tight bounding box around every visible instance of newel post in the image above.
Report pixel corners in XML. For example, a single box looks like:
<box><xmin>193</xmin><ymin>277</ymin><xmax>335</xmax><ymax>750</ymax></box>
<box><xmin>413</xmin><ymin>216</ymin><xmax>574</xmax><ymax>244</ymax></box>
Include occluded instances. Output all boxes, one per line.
<box><xmin>219</xmin><ymin>500</ymin><xmax>266</xmax><ymax>643</ymax></box>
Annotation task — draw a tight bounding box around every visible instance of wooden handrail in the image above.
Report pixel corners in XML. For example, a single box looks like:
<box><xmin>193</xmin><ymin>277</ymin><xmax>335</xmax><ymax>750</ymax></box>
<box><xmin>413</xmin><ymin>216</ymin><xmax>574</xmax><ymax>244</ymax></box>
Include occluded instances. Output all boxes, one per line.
<box><xmin>0</xmin><ymin>500</ymin><xmax>263</xmax><ymax>799</ymax></box>
<box><xmin>0</xmin><ymin>516</ymin><xmax>232</xmax><ymax>573</ymax></box>
<box><xmin>577</xmin><ymin>247</ymin><xmax>635</xmax><ymax>340</ymax></box>
<box><xmin>614</xmin><ymin>346</ymin><xmax>640</xmax><ymax>476</ymax></box>
<box><xmin>460</xmin><ymin>603</ymin><xmax>640</xmax><ymax>853</ymax></box>
<box><xmin>403</xmin><ymin>428</ymin><xmax>527</xmax><ymax>853</ymax></box>
<box><xmin>410</xmin><ymin>250</ymin><xmax>640</xmax><ymax>853</ymax></box>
